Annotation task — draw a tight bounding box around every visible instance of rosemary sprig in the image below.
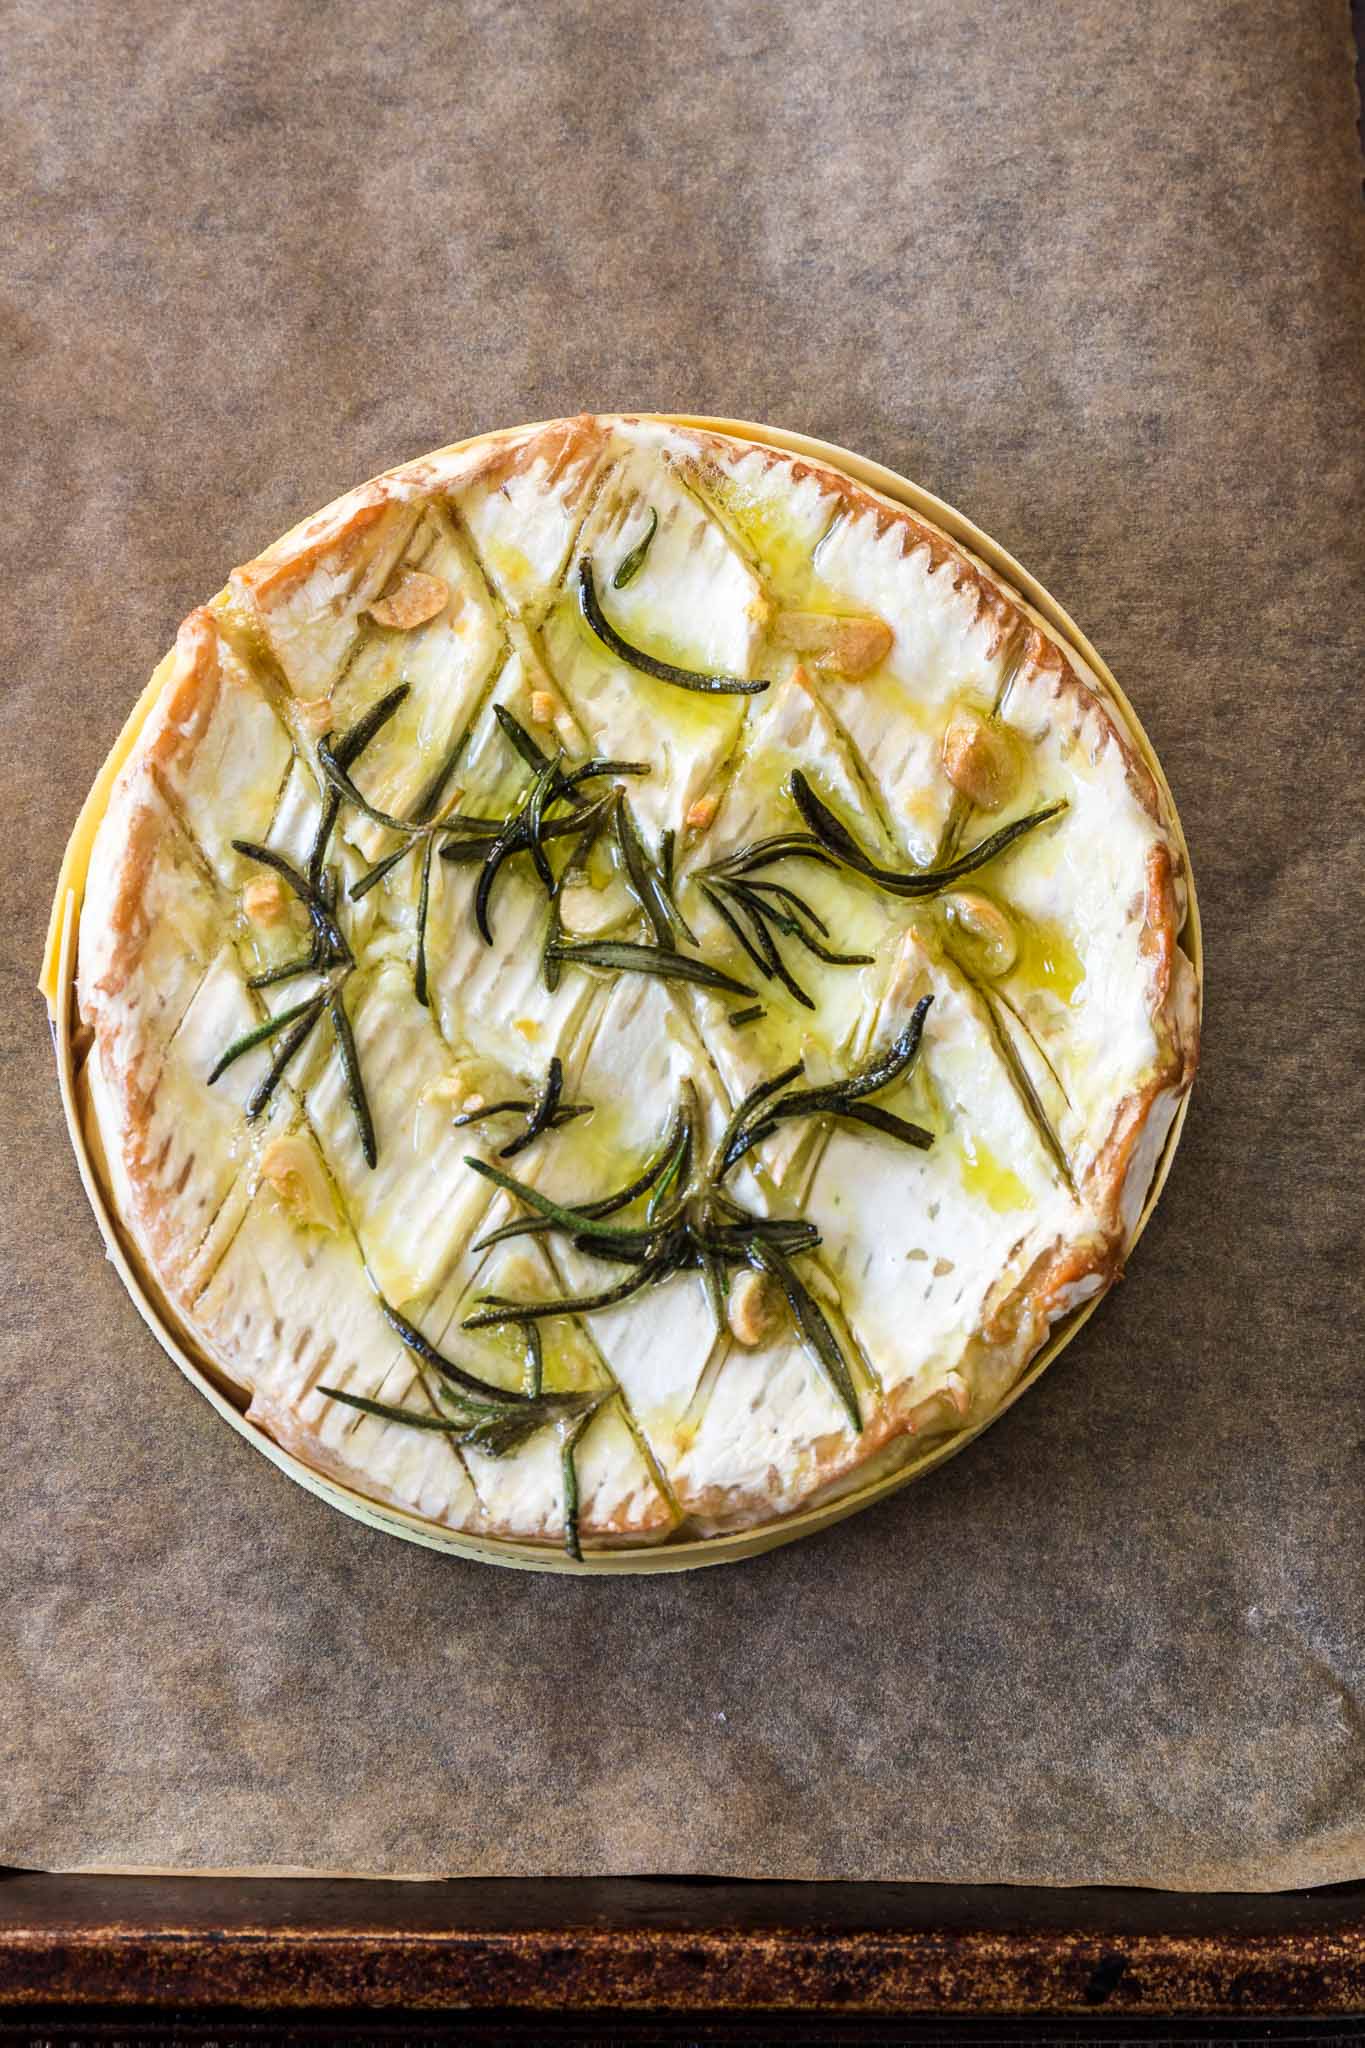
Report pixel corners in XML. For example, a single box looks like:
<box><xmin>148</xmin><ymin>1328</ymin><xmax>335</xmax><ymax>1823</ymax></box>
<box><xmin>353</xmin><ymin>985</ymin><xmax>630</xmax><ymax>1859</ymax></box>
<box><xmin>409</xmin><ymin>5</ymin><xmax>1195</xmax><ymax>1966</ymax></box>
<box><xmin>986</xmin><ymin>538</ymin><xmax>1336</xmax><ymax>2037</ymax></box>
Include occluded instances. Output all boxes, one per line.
<box><xmin>436</xmin><ymin>796</ymin><xmax>611</xmax><ymax>871</ymax></box>
<box><xmin>327</xmin><ymin>987</ymin><xmax>377</xmax><ymax>1168</ymax></box>
<box><xmin>492</xmin><ymin>702</ymin><xmax>651</xmax><ymax>799</ymax></box>
<box><xmin>522</xmin><ymin>1322</ymin><xmax>544</xmax><ymax>1398</ymax></box>
<box><xmin>717</xmin><ymin>995</ymin><xmax>934</xmax><ymax>1174</ymax></box>
<box><xmin>214</xmin><ymin>837</ymin><xmax>376</xmax><ymax>1165</ymax></box>
<box><xmin>561</xmin><ymin>1406</ymin><xmax>596</xmax><ymax>1561</ymax></box>
<box><xmin>206</xmin><ymin>993</ymin><xmax>323</xmax><ymax>1086</ymax></box>
<box><xmin>377</xmin><ymin>1294</ymin><xmax>538</xmax><ymax>1408</ymax></box>
<box><xmin>578</xmin><ymin>559</ymin><xmax>770</xmax><ymax>696</ymax></box>
<box><xmin>237</xmin><ymin>839</ymin><xmax>353</xmax><ymax>971</ymax></box>
<box><xmin>313</xmin><ymin>682</ymin><xmax>480</xmax><ymax>1008</ymax></box>
<box><xmin>380</xmin><ymin>1295</ymin><xmax>599</xmax><ymax>1441</ymax></box>
<box><xmin>471</xmin><ymin>1105</ymin><xmax>691</xmax><ymax>1252</ymax></box>
<box><xmin>460</xmin><ymin>1155</ymin><xmax>674</xmax><ymax>1244</ymax></box>
<box><xmin>613</xmin><ymin>508</ymin><xmax>658</xmax><ymax>589</ymax></box>
<box><xmin>545</xmin><ymin>939</ymin><xmax>756</xmax><ymax>1000</ymax></box>
<box><xmin>647</xmin><ymin>1096</ymin><xmax>694</xmax><ymax>1222</ymax></box>
<box><xmin>317</xmin><ymin>689</ymin><xmax>648</xmax><ymax>983</ymax></box>
<box><xmin>307</xmin><ymin>683</ymin><xmax>412</xmax><ymax>887</ymax></box>
<box><xmin>744</xmin><ymin>1240</ymin><xmax>860</xmax><ymax>1431</ymax></box>
<box><xmin>319</xmin><ymin>1285</ymin><xmax>603</xmax><ymax>1556</ymax></box>
<box><xmin>452</xmin><ymin>1056</ymin><xmax>592</xmax><ymax>1159</ymax></box>
<box><xmin>613</xmin><ymin>790</ymin><xmax>697</xmax><ymax>947</ymax></box>
<box><xmin>473</xmin><ymin>756</ymin><xmax>559</xmax><ymax>943</ymax></box>
<box><xmin>707</xmin><ymin>772</ymin><xmax>1067</xmax><ymax>907</ymax></box>
<box><xmin>699</xmin><ymin>867</ymin><xmax>873</xmax><ymax>1011</ymax></box>
<box><xmin>788</xmin><ymin>772</ymin><xmax>1068</xmax><ymax>899</ymax></box>
<box><xmin>456</xmin><ymin>711</ymin><xmax>649</xmax><ymax>947</ymax></box>
<box><xmin>467</xmin><ymin>1260</ymin><xmax>674</xmax><ymax>1326</ymax></box>
<box><xmin>456</xmin><ymin>1028</ymin><xmax>938</xmax><ymax>1431</ymax></box>
<box><xmin>316</xmin><ymin>1389</ymin><xmax>486</xmax><ymax>1434</ymax></box>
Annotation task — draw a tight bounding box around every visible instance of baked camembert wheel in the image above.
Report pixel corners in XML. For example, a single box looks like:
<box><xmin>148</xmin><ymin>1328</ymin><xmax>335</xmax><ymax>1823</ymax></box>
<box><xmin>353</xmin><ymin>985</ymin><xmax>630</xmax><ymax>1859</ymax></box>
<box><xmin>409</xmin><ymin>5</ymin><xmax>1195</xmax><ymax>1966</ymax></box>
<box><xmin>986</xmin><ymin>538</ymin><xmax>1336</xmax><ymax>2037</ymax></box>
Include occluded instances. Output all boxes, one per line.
<box><xmin>75</xmin><ymin>416</ymin><xmax>1199</xmax><ymax>1558</ymax></box>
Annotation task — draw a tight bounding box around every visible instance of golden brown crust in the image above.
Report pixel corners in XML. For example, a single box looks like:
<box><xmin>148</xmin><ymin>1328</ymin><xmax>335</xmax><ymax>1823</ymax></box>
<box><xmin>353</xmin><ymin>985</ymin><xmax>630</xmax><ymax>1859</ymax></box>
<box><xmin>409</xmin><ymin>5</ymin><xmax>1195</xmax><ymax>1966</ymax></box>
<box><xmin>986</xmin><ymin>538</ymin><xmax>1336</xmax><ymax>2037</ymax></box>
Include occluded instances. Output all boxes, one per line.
<box><xmin>245</xmin><ymin>1390</ymin><xmax>677</xmax><ymax>1545</ymax></box>
<box><xmin>76</xmin><ymin>608</ymin><xmax>296</xmax><ymax>1306</ymax></box>
<box><xmin>389</xmin><ymin>413</ymin><xmax>603</xmax><ymax>498</ymax></box>
<box><xmin>1082</xmin><ymin>843</ymin><xmax>1200</xmax><ymax>1239</ymax></box>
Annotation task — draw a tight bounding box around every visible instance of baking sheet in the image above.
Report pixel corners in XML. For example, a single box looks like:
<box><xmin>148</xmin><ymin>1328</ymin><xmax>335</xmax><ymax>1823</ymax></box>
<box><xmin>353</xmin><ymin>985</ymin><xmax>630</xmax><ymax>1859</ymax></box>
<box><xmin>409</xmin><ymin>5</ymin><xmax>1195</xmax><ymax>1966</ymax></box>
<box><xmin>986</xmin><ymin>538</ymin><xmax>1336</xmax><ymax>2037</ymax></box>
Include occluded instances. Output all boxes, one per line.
<box><xmin>3</xmin><ymin>0</ymin><xmax>1362</xmax><ymax>1887</ymax></box>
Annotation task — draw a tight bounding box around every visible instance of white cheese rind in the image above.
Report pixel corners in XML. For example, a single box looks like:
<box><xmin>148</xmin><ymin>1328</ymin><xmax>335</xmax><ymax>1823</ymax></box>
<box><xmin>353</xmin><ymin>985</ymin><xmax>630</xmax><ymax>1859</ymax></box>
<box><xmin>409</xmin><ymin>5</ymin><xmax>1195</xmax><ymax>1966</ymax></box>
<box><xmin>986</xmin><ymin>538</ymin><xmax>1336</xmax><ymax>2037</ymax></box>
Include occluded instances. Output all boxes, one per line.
<box><xmin>77</xmin><ymin>415</ymin><xmax>1195</xmax><ymax>1550</ymax></box>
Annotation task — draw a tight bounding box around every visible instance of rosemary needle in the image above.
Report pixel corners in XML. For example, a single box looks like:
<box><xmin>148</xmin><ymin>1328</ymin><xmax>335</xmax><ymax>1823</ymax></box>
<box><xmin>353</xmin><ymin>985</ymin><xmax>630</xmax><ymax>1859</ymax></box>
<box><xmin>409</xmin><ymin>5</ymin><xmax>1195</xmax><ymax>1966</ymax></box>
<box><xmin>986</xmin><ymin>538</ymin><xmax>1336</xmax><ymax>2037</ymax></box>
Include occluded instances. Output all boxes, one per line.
<box><xmin>578</xmin><ymin>559</ymin><xmax>770</xmax><ymax>696</ymax></box>
<box><xmin>789</xmin><ymin>772</ymin><xmax>1069</xmax><ymax>900</ymax></box>
<box><xmin>207</xmin><ymin>993</ymin><xmax>321</xmax><ymax>1086</ymax></box>
<box><xmin>612</xmin><ymin>508</ymin><xmax>658</xmax><ymax>589</ymax></box>
<box><xmin>452</xmin><ymin>1057</ymin><xmax>592</xmax><ymax>1159</ymax></box>
<box><xmin>545</xmin><ymin>939</ymin><xmax>756</xmax><ymax>1000</ymax></box>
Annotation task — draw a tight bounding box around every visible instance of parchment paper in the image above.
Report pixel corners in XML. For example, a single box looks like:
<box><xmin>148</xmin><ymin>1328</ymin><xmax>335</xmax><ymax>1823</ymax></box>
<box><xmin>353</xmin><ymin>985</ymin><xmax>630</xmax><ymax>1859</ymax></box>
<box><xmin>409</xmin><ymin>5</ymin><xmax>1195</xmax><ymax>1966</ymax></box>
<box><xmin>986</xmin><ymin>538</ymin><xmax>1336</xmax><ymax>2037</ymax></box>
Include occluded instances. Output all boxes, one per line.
<box><xmin>3</xmin><ymin>0</ymin><xmax>1363</xmax><ymax>1889</ymax></box>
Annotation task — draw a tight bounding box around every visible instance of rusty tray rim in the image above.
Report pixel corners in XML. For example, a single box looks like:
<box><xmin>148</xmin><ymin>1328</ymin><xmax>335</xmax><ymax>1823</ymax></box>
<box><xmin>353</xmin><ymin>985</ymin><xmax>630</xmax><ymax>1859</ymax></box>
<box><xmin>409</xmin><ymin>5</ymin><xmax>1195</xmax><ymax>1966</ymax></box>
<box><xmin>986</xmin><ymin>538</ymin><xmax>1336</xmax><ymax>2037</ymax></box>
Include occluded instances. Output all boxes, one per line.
<box><xmin>1</xmin><ymin>1872</ymin><xmax>1362</xmax><ymax>2022</ymax></box>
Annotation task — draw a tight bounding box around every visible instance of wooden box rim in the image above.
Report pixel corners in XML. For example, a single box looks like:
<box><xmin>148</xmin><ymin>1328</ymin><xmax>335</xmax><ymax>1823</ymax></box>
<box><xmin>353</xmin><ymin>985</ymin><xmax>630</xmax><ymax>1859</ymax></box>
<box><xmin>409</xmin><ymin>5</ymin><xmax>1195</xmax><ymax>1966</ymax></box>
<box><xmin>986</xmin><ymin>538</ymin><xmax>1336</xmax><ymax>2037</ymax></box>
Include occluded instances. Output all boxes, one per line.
<box><xmin>40</xmin><ymin>414</ymin><xmax>1204</xmax><ymax>1574</ymax></box>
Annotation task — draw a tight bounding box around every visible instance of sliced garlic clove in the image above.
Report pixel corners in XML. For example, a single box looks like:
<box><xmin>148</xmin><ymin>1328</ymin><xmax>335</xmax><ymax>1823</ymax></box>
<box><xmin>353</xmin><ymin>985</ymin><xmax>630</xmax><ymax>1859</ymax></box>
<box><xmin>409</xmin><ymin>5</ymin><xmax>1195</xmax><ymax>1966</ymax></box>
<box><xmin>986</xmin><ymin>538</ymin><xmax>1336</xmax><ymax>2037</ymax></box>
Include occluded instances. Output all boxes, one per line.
<box><xmin>772</xmin><ymin>610</ymin><xmax>892</xmax><ymax>679</ymax></box>
<box><xmin>367</xmin><ymin>569</ymin><xmax>450</xmax><ymax>631</ymax></box>
<box><xmin>941</xmin><ymin>708</ymin><xmax>1018</xmax><ymax>811</ymax></box>
<box><xmin>258</xmin><ymin>1135</ymin><xmax>339</xmax><ymax>1232</ymax></box>
<box><xmin>558</xmin><ymin>877</ymin><xmax>634</xmax><ymax>937</ymax></box>
<box><xmin>831</xmin><ymin>616</ymin><xmax>894</xmax><ymax>677</ymax></box>
<box><xmin>242</xmin><ymin>876</ymin><xmax>289</xmax><ymax>925</ymax></box>
<box><xmin>942</xmin><ymin>890</ymin><xmax>1018</xmax><ymax>978</ymax></box>
<box><xmin>726</xmin><ymin>1268</ymin><xmax>782</xmax><ymax>1348</ymax></box>
<box><xmin>295</xmin><ymin>694</ymin><xmax>336</xmax><ymax>737</ymax></box>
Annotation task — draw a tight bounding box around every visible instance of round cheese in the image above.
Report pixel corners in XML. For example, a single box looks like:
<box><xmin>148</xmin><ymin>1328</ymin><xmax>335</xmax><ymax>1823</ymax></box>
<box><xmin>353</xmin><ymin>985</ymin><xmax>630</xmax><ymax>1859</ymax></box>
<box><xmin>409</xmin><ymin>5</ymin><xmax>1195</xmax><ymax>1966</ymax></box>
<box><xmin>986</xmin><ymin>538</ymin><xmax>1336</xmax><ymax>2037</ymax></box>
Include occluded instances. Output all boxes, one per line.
<box><xmin>74</xmin><ymin>416</ymin><xmax>1199</xmax><ymax>1557</ymax></box>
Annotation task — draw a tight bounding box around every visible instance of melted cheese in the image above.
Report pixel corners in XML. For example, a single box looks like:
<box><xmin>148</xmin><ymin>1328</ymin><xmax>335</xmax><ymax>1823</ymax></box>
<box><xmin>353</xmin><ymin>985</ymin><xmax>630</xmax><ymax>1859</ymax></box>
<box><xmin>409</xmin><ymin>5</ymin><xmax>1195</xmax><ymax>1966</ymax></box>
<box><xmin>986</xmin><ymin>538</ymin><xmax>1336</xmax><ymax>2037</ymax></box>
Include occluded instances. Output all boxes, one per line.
<box><xmin>79</xmin><ymin>415</ymin><xmax>1193</xmax><ymax>1553</ymax></box>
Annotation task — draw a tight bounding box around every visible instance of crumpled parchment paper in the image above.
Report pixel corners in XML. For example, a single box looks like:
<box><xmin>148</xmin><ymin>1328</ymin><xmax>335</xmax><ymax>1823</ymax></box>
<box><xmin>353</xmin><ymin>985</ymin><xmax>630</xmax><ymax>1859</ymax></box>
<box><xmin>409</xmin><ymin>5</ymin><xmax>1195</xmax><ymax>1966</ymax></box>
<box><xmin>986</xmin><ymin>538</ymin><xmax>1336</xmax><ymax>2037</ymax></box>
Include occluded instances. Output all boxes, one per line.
<box><xmin>2</xmin><ymin>0</ymin><xmax>1362</xmax><ymax>1887</ymax></box>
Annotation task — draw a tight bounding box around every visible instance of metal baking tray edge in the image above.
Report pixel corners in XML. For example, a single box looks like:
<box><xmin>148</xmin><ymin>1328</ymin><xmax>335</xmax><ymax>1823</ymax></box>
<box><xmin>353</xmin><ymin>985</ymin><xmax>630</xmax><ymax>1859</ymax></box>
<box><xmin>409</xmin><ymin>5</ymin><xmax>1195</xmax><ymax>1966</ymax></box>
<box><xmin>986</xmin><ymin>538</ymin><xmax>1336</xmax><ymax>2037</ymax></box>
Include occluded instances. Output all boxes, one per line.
<box><xmin>1</xmin><ymin>1871</ymin><xmax>1362</xmax><ymax>2030</ymax></box>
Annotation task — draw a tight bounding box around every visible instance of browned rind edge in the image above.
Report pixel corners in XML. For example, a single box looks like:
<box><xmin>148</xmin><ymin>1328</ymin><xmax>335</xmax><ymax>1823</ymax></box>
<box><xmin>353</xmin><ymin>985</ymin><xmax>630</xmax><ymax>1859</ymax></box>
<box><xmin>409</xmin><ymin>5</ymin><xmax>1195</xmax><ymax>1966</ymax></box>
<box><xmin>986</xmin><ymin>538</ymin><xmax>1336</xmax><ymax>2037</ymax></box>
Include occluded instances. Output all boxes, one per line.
<box><xmin>43</xmin><ymin>414</ymin><xmax>1202</xmax><ymax>1574</ymax></box>
<box><xmin>680</xmin><ymin>424</ymin><xmax>1019</xmax><ymax>662</ymax></box>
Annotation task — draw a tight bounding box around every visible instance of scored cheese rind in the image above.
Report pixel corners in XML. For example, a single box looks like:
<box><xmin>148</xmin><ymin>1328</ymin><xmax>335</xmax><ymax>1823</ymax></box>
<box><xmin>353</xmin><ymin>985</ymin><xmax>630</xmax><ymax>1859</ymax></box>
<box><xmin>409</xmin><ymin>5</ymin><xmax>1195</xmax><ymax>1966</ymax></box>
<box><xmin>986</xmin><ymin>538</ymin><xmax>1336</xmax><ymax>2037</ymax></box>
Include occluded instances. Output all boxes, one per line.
<box><xmin>453</xmin><ymin>414</ymin><xmax>609</xmax><ymax>623</ymax></box>
<box><xmin>521</xmin><ymin>973</ymin><xmax>735</xmax><ymax>1452</ymax></box>
<box><xmin>185</xmin><ymin>1177</ymin><xmax>484</xmax><ymax>1531</ymax></box>
<box><xmin>804</xmin><ymin>936</ymin><xmax>1093</xmax><ymax>1415</ymax></box>
<box><xmin>75</xmin><ymin>415</ymin><xmax>1197</xmax><ymax>1552</ymax></box>
<box><xmin>326</xmin><ymin>504</ymin><xmax>506</xmax><ymax>854</ymax></box>
<box><xmin>302</xmin><ymin>959</ymin><xmax>497</xmax><ymax>1309</ymax></box>
<box><xmin>538</xmin><ymin>445</ymin><xmax>766</xmax><ymax>839</ymax></box>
